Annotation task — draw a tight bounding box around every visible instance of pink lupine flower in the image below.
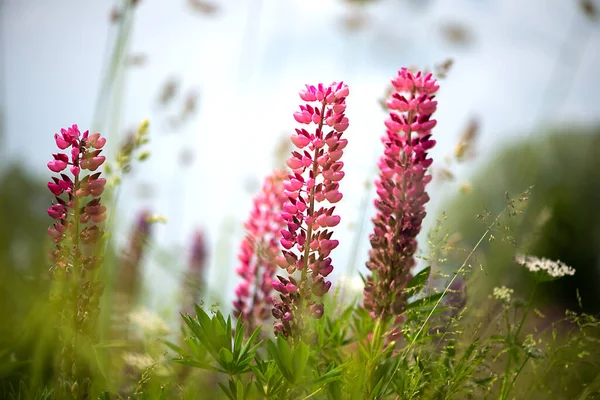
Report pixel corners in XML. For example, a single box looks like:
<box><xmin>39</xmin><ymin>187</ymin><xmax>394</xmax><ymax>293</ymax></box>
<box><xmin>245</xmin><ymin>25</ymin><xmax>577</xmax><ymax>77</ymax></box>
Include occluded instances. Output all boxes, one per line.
<box><xmin>363</xmin><ymin>69</ymin><xmax>439</xmax><ymax>322</ymax></box>
<box><xmin>46</xmin><ymin>125</ymin><xmax>107</xmax><ymax>247</ymax></box>
<box><xmin>272</xmin><ymin>82</ymin><xmax>349</xmax><ymax>339</ymax></box>
<box><xmin>46</xmin><ymin>122</ymin><xmax>108</xmax><ymax>274</ymax></box>
<box><xmin>47</xmin><ymin>154</ymin><xmax>69</xmax><ymax>172</ymax></box>
<box><xmin>46</xmin><ymin>124</ymin><xmax>108</xmax><ymax>388</ymax></box>
<box><xmin>233</xmin><ymin>170</ymin><xmax>288</xmax><ymax>332</ymax></box>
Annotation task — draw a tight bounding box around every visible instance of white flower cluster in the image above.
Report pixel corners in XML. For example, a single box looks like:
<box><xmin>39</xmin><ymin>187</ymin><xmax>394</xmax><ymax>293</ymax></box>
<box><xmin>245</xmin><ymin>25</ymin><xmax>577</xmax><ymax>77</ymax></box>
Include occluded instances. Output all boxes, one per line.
<box><xmin>515</xmin><ymin>254</ymin><xmax>575</xmax><ymax>278</ymax></box>
<box><xmin>492</xmin><ymin>286</ymin><xmax>513</xmax><ymax>303</ymax></box>
<box><xmin>129</xmin><ymin>308</ymin><xmax>170</xmax><ymax>336</ymax></box>
<box><xmin>123</xmin><ymin>352</ymin><xmax>155</xmax><ymax>370</ymax></box>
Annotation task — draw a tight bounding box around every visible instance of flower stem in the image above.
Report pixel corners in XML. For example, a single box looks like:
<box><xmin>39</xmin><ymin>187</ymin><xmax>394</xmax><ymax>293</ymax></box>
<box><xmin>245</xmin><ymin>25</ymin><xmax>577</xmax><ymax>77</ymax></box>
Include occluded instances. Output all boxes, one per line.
<box><xmin>515</xmin><ymin>281</ymin><xmax>538</xmax><ymax>340</ymax></box>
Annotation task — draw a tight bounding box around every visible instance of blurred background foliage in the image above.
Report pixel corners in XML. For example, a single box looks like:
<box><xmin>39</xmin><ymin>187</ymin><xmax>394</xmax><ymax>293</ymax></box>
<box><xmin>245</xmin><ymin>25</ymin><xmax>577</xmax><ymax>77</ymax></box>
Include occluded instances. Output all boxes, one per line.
<box><xmin>0</xmin><ymin>166</ymin><xmax>55</xmax><ymax>390</ymax></box>
<box><xmin>440</xmin><ymin>125</ymin><xmax>600</xmax><ymax>315</ymax></box>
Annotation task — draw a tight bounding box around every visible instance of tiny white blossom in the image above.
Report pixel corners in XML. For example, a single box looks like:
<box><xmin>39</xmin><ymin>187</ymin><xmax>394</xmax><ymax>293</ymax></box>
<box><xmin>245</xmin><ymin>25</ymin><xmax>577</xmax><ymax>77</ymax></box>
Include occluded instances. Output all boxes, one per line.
<box><xmin>516</xmin><ymin>254</ymin><xmax>575</xmax><ymax>279</ymax></box>
<box><xmin>492</xmin><ymin>286</ymin><xmax>513</xmax><ymax>303</ymax></box>
<box><xmin>123</xmin><ymin>352</ymin><xmax>155</xmax><ymax>370</ymax></box>
<box><xmin>129</xmin><ymin>308</ymin><xmax>169</xmax><ymax>336</ymax></box>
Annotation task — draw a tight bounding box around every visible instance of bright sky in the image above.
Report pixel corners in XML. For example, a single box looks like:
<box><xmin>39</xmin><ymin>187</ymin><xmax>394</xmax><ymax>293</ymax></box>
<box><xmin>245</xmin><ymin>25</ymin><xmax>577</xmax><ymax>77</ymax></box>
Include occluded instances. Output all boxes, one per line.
<box><xmin>2</xmin><ymin>0</ymin><xmax>599</xmax><ymax>311</ymax></box>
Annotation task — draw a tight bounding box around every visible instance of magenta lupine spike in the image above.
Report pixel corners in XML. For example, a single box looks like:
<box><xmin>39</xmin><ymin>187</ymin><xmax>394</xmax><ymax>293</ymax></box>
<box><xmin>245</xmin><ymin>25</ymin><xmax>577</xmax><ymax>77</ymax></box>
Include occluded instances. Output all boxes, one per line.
<box><xmin>113</xmin><ymin>210</ymin><xmax>153</xmax><ymax>339</ymax></box>
<box><xmin>46</xmin><ymin>124</ymin><xmax>108</xmax><ymax>392</ymax></box>
<box><xmin>182</xmin><ymin>229</ymin><xmax>208</xmax><ymax>316</ymax></box>
<box><xmin>272</xmin><ymin>82</ymin><xmax>349</xmax><ymax>339</ymax></box>
<box><xmin>47</xmin><ymin>124</ymin><xmax>107</xmax><ymax>271</ymax></box>
<box><xmin>363</xmin><ymin>68</ymin><xmax>439</xmax><ymax>322</ymax></box>
<box><xmin>233</xmin><ymin>170</ymin><xmax>288</xmax><ymax>332</ymax></box>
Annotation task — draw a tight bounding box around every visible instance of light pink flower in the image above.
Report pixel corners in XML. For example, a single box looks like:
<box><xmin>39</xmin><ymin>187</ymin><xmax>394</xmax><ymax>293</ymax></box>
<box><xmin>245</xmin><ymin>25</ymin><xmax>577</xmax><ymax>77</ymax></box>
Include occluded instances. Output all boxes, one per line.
<box><xmin>272</xmin><ymin>81</ymin><xmax>349</xmax><ymax>339</ymax></box>
<box><xmin>233</xmin><ymin>170</ymin><xmax>288</xmax><ymax>332</ymax></box>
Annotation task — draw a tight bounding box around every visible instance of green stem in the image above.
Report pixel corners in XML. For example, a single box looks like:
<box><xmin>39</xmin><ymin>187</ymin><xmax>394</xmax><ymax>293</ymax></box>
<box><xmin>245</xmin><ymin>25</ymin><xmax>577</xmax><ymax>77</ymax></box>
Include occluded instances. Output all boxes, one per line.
<box><xmin>503</xmin><ymin>354</ymin><xmax>531</xmax><ymax>400</ymax></box>
<box><xmin>514</xmin><ymin>282</ymin><xmax>538</xmax><ymax>340</ymax></box>
<box><xmin>71</xmin><ymin>175</ymin><xmax>81</xmax><ymax>388</ymax></box>
<box><xmin>523</xmin><ymin>359</ymin><xmax>554</xmax><ymax>398</ymax></box>
<box><xmin>499</xmin><ymin>305</ymin><xmax>513</xmax><ymax>398</ymax></box>
<box><xmin>500</xmin><ymin>281</ymin><xmax>537</xmax><ymax>399</ymax></box>
<box><xmin>92</xmin><ymin>0</ymin><xmax>135</xmax><ymax>133</ymax></box>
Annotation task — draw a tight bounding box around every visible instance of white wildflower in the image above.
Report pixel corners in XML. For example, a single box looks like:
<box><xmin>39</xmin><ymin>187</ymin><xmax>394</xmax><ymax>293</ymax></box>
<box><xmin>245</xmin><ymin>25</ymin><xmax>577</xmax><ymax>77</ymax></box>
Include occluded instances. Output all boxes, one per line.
<box><xmin>123</xmin><ymin>352</ymin><xmax>155</xmax><ymax>371</ymax></box>
<box><xmin>129</xmin><ymin>308</ymin><xmax>170</xmax><ymax>336</ymax></box>
<box><xmin>492</xmin><ymin>286</ymin><xmax>513</xmax><ymax>304</ymax></box>
<box><xmin>516</xmin><ymin>254</ymin><xmax>575</xmax><ymax>279</ymax></box>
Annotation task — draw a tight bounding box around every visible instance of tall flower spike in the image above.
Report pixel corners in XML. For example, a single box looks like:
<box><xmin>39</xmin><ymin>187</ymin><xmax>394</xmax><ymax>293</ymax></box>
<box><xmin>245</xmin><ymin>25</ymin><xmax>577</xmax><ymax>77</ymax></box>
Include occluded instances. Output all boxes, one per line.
<box><xmin>182</xmin><ymin>230</ymin><xmax>208</xmax><ymax>316</ymax></box>
<box><xmin>233</xmin><ymin>170</ymin><xmax>288</xmax><ymax>332</ymax></box>
<box><xmin>47</xmin><ymin>124</ymin><xmax>107</xmax><ymax>278</ymax></box>
<box><xmin>364</xmin><ymin>69</ymin><xmax>439</xmax><ymax>322</ymax></box>
<box><xmin>46</xmin><ymin>124</ymin><xmax>108</xmax><ymax>394</ymax></box>
<box><xmin>272</xmin><ymin>82</ymin><xmax>349</xmax><ymax>339</ymax></box>
<box><xmin>112</xmin><ymin>210</ymin><xmax>153</xmax><ymax>340</ymax></box>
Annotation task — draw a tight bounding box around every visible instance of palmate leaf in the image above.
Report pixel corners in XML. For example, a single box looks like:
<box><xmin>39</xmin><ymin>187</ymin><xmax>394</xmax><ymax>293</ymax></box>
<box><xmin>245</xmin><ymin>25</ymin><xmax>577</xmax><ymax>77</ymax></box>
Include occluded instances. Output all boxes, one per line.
<box><xmin>252</xmin><ymin>357</ymin><xmax>286</xmax><ymax>398</ymax></box>
<box><xmin>237</xmin><ymin>322</ymin><xmax>262</xmax><ymax>364</ymax></box>
<box><xmin>181</xmin><ymin>313</ymin><xmax>219</xmax><ymax>362</ymax></box>
<box><xmin>218</xmin><ymin>377</ymin><xmax>252</xmax><ymax>400</ymax></box>
<box><xmin>267</xmin><ymin>337</ymin><xmax>343</xmax><ymax>396</ymax></box>
<box><xmin>162</xmin><ymin>339</ymin><xmax>185</xmax><ymax>355</ymax></box>
<box><xmin>218</xmin><ymin>383</ymin><xmax>235</xmax><ymax>400</ymax></box>
<box><xmin>233</xmin><ymin>316</ymin><xmax>245</xmax><ymax>358</ymax></box>
<box><xmin>319</xmin><ymin>303</ymin><xmax>355</xmax><ymax>349</ymax></box>
<box><xmin>305</xmin><ymin>362</ymin><xmax>344</xmax><ymax>387</ymax></box>
<box><xmin>267</xmin><ymin>337</ymin><xmax>295</xmax><ymax>383</ymax></box>
<box><xmin>180</xmin><ymin>304</ymin><xmax>262</xmax><ymax>375</ymax></box>
<box><xmin>268</xmin><ymin>336</ymin><xmax>316</xmax><ymax>385</ymax></box>
<box><xmin>219</xmin><ymin>347</ymin><xmax>234</xmax><ymax>365</ymax></box>
<box><xmin>292</xmin><ymin>343</ymin><xmax>309</xmax><ymax>378</ymax></box>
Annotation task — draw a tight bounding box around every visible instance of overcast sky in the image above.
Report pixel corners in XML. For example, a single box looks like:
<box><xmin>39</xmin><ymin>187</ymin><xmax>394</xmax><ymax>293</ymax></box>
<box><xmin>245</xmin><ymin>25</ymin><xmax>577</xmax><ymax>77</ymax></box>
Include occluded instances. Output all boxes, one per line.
<box><xmin>2</xmin><ymin>0</ymin><xmax>599</xmax><ymax>311</ymax></box>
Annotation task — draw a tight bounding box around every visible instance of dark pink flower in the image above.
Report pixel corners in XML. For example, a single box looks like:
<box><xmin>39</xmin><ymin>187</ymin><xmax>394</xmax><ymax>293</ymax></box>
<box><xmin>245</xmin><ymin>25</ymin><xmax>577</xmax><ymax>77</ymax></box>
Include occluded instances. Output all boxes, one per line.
<box><xmin>363</xmin><ymin>68</ymin><xmax>439</xmax><ymax>321</ymax></box>
<box><xmin>46</xmin><ymin>125</ymin><xmax>109</xmax><ymax>381</ymax></box>
<box><xmin>46</xmin><ymin>125</ymin><xmax>107</xmax><ymax>245</ymax></box>
<box><xmin>47</xmin><ymin>204</ymin><xmax>67</xmax><ymax>220</ymax></box>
